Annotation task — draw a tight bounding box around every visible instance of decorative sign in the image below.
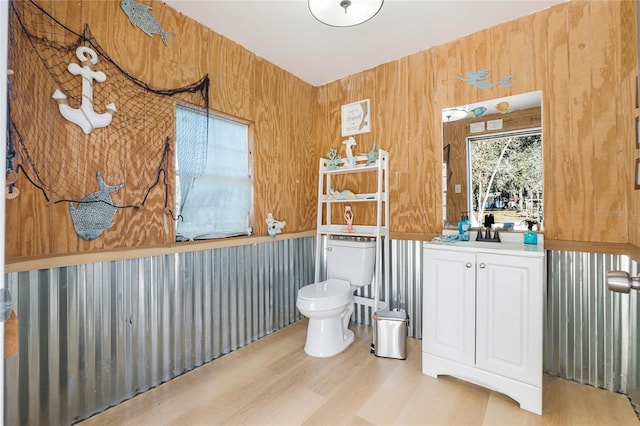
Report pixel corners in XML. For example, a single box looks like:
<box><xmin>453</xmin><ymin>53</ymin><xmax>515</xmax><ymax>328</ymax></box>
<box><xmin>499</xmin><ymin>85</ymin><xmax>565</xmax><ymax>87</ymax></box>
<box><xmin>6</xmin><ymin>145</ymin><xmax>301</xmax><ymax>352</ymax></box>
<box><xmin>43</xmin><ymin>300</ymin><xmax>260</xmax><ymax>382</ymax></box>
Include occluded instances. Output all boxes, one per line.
<box><xmin>341</xmin><ymin>99</ymin><xmax>370</xmax><ymax>136</ymax></box>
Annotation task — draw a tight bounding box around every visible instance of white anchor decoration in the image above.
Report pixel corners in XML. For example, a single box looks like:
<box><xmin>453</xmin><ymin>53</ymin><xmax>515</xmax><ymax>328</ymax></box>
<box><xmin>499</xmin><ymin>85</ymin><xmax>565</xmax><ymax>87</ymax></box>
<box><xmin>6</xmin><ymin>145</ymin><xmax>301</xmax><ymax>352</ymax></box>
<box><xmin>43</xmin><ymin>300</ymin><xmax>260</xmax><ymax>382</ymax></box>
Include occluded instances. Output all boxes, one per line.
<box><xmin>52</xmin><ymin>46</ymin><xmax>117</xmax><ymax>134</ymax></box>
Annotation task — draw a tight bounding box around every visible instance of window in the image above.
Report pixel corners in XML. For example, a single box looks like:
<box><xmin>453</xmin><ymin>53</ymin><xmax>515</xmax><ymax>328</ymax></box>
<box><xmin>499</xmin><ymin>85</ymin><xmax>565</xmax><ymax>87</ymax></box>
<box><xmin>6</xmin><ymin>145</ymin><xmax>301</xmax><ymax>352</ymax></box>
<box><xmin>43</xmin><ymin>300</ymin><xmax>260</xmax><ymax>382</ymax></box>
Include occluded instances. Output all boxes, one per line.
<box><xmin>175</xmin><ymin>105</ymin><xmax>252</xmax><ymax>241</ymax></box>
<box><xmin>467</xmin><ymin>129</ymin><xmax>542</xmax><ymax>230</ymax></box>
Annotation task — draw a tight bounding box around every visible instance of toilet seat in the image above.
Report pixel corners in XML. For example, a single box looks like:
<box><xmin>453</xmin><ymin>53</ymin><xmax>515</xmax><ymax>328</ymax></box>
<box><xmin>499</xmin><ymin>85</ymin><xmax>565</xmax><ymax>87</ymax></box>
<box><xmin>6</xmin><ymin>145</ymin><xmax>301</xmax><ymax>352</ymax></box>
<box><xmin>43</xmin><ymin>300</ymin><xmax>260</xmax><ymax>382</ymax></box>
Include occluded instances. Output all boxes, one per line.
<box><xmin>297</xmin><ymin>279</ymin><xmax>352</xmax><ymax>311</ymax></box>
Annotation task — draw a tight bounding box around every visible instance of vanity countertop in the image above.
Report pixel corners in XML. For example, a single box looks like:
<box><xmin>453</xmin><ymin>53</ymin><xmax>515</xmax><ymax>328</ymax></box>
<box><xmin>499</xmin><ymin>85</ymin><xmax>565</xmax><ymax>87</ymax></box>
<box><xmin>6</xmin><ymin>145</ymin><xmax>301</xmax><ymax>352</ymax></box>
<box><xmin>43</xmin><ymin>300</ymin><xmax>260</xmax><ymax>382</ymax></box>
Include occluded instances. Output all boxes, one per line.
<box><xmin>424</xmin><ymin>230</ymin><xmax>545</xmax><ymax>258</ymax></box>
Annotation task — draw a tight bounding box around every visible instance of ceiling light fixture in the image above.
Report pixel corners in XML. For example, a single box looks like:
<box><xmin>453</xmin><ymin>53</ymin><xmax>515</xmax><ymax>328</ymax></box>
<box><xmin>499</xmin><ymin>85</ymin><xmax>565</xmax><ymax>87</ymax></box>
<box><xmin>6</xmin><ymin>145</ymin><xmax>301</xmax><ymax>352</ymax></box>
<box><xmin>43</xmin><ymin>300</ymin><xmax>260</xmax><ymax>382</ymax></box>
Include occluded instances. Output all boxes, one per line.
<box><xmin>309</xmin><ymin>0</ymin><xmax>384</xmax><ymax>27</ymax></box>
<box><xmin>442</xmin><ymin>107</ymin><xmax>469</xmax><ymax>122</ymax></box>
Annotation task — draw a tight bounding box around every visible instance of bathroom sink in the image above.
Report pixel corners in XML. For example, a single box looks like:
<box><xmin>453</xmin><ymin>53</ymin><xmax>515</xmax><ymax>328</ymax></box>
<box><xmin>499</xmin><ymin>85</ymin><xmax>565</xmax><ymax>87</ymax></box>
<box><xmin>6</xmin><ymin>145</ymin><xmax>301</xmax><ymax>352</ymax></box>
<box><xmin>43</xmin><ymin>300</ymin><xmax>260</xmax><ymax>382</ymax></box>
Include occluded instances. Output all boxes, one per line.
<box><xmin>427</xmin><ymin>231</ymin><xmax>544</xmax><ymax>257</ymax></box>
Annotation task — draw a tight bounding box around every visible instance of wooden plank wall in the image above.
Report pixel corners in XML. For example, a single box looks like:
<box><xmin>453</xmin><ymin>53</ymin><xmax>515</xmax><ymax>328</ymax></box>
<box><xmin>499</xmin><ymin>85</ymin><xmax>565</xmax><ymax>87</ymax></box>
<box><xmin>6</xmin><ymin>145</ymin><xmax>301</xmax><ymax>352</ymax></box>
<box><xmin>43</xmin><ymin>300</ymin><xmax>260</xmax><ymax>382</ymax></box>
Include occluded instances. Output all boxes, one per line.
<box><xmin>6</xmin><ymin>0</ymin><xmax>640</xmax><ymax>259</ymax></box>
<box><xmin>316</xmin><ymin>0</ymin><xmax>638</xmax><ymax>244</ymax></box>
<box><xmin>6</xmin><ymin>0</ymin><xmax>316</xmax><ymax>258</ymax></box>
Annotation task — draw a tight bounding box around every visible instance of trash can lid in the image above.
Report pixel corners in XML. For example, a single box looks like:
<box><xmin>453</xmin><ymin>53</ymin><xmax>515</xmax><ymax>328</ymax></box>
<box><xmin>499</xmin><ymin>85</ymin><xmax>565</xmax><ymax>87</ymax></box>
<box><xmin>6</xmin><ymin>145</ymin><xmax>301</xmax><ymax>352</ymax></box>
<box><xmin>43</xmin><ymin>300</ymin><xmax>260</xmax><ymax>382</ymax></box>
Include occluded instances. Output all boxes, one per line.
<box><xmin>373</xmin><ymin>308</ymin><xmax>408</xmax><ymax>321</ymax></box>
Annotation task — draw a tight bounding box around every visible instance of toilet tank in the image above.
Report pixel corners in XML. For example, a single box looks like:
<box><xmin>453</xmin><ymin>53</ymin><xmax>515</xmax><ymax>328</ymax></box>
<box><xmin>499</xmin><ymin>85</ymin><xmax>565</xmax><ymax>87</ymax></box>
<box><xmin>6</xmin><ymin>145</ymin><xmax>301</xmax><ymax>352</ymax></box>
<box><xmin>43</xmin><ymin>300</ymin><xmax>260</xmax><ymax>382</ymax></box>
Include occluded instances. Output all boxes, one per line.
<box><xmin>326</xmin><ymin>238</ymin><xmax>376</xmax><ymax>287</ymax></box>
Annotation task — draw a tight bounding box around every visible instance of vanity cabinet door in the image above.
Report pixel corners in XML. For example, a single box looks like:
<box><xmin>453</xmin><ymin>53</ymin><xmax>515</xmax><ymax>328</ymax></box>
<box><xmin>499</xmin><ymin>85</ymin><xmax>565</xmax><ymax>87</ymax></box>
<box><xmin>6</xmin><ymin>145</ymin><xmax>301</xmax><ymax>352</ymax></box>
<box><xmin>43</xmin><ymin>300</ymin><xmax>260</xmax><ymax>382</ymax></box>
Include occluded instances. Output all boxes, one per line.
<box><xmin>423</xmin><ymin>248</ymin><xmax>476</xmax><ymax>366</ymax></box>
<box><xmin>475</xmin><ymin>253</ymin><xmax>543</xmax><ymax>386</ymax></box>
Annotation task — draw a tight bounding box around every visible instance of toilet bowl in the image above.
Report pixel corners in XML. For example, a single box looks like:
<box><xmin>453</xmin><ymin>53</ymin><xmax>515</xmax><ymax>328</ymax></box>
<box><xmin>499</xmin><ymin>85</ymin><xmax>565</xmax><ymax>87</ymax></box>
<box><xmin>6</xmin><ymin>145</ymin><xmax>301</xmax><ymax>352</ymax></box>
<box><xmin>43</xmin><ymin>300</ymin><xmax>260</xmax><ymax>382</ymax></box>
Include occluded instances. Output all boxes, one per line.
<box><xmin>297</xmin><ymin>278</ymin><xmax>355</xmax><ymax>357</ymax></box>
<box><xmin>297</xmin><ymin>238</ymin><xmax>376</xmax><ymax>357</ymax></box>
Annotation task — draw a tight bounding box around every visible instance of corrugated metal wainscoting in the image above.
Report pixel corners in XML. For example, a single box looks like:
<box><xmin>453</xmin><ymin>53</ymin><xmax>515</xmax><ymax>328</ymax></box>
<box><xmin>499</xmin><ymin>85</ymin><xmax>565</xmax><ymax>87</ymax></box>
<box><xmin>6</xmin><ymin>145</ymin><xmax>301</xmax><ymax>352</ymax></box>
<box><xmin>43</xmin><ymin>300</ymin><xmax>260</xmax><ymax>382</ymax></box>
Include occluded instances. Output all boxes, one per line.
<box><xmin>545</xmin><ymin>250</ymin><xmax>640</xmax><ymax>415</ymax></box>
<box><xmin>351</xmin><ymin>239</ymin><xmax>423</xmax><ymax>339</ymax></box>
<box><xmin>4</xmin><ymin>240</ymin><xmax>640</xmax><ymax>424</ymax></box>
<box><xmin>4</xmin><ymin>237</ymin><xmax>315</xmax><ymax>425</ymax></box>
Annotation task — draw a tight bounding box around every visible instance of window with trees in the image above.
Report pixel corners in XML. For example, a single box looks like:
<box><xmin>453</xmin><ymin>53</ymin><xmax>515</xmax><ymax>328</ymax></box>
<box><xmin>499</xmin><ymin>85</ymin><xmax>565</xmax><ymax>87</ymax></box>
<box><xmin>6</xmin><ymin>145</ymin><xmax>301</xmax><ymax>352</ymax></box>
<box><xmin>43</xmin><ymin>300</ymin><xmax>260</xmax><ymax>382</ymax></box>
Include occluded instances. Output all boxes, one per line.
<box><xmin>468</xmin><ymin>129</ymin><xmax>542</xmax><ymax>230</ymax></box>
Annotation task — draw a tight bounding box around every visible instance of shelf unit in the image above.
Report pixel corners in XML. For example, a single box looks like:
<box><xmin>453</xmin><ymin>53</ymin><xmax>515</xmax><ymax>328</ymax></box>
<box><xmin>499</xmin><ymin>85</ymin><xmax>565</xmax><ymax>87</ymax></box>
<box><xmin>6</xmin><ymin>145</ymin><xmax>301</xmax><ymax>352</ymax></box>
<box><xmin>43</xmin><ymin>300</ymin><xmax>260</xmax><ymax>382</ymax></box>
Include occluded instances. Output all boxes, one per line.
<box><xmin>315</xmin><ymin>150</ymin><xmax>390</xmax><ymax>314</ymax></box>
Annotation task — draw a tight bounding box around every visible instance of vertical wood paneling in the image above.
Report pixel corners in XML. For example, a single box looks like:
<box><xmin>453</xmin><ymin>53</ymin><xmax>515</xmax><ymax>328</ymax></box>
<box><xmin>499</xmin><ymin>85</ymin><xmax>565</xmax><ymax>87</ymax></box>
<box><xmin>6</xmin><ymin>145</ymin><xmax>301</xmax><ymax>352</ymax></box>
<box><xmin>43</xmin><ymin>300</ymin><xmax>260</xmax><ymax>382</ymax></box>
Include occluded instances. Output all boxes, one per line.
<box><xmin>407</xmin><ymin>50</ymin><xmax>438</xmax><ymax>233</ymax></box>
<box><xmin>508</xmin><ymin>16</ymin><xmax>534</xmax><ymax>97</ymax></box>
<box><xmin>7</xmin><ymin>0</ymin><xmax>316</xmax><ymax>257</ymax></box>
<box><xmin>543</xmin><ymin>4</ymin><xmax>573</xmax><ymax>241</ymax></box>
<box><xmin>253</xmin><ymin>60</ymin><xmax>316</xmax><ymax>235</ymax></box>
<box><xmin>489</xmin><ymin>21</ymin><xmax>511</xmax><ymax>102</ymax></box>
<box><xmin>617</xmin><ymin>2</ymin><xmax>640</xmax><ymax>248</ymax></box>
<box><xmin>317</xmin><ymin>0</ymin><xmax>637</xmax><ymax>242</ymax></box>
<box><xmin>590</xmin><ymin>1</ymin><xmax>626</xmax><ymax>243</ymax></box>
<box><xmin>7</xmin><ymin>0</ymin><xmax>640</xmax><ymax>253</ymax></box>
<box><xmin>569</xmin><ymin>1</ymin><xmax>602</xmax><ymax>242</ymax></box>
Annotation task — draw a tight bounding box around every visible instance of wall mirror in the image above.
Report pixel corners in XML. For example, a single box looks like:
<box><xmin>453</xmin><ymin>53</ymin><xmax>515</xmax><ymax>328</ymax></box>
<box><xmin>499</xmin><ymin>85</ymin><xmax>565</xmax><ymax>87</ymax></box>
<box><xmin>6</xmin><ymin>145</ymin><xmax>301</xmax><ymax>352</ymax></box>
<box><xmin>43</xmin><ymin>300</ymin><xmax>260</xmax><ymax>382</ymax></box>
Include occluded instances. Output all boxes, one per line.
<box><xmin>442</xmin><ymin>91</ymin><xmax>543</xmax><ymax>231</ymax></box>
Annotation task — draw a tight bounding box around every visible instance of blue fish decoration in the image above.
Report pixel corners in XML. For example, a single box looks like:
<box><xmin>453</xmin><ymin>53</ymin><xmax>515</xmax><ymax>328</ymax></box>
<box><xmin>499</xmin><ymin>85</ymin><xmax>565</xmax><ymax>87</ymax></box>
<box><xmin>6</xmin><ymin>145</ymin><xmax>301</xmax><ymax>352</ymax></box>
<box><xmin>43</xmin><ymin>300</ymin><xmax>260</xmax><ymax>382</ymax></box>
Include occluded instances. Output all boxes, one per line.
<box><xmin>359</xmin><ymin>142</ymin><xmax>379</xmax><ymax>166</ymax></box>
<box><xmin>457</xmin><ymin>69</ymin><xmax>513</xmax><ymax>89</ymax></box>
<box><xmin>120</xmin><ymin>0</ymin><xmax>175</xmax><ymax>46</ymax></box>
<box><xmin>470</xmin><ymin>106</ymin><xmax>487</xmax><ymax>118</ymax></box>
<box><xmin>69</xmin><ymin>172</ymin><xmax>124</xmax><ymax>241</ymax></box>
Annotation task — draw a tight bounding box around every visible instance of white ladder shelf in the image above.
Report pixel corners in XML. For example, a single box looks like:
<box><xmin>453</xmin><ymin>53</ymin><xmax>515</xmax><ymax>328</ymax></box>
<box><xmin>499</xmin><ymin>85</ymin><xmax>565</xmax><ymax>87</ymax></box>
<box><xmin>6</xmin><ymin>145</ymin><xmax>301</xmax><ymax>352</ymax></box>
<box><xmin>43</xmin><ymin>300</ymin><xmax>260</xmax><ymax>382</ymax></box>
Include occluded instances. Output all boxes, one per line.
<box><xmin>314</xmin><ymin>150</ymin><xmax>390</xmax><ymax>316</ymax></box>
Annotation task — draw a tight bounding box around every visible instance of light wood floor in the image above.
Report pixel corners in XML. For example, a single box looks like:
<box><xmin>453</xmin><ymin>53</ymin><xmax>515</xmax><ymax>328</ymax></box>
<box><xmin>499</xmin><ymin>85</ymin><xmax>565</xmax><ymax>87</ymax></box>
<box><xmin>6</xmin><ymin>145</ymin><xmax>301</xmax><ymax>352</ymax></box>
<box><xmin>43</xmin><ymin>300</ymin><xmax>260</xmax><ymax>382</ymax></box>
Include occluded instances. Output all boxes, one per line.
<box><xmin>81</xmin><ymin>320</ymin><xmax>639</xmax><ymax>426</ymax></box>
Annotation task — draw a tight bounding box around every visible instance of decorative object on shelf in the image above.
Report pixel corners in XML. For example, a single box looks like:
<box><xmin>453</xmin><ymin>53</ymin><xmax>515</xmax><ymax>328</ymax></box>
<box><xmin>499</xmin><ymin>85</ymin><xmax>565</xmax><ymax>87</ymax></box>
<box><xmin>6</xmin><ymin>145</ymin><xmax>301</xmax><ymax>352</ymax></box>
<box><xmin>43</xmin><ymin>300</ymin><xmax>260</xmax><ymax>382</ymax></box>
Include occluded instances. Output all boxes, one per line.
<box><xmin>341</xmin><ymin>98</ymin><xmax>370</xmax><ymax>136</ymax></box>
<box><xmin>344</xmin><ymin>205</ymin><xmax>354</xmax><ymax>232</ymax></box>
<box><xmin>343</xmin><ymin>136</ymin><xmax>357</xmax><ymax>168</ymax></box>
<box><xmin>266</xmin><ymin>212</ymin><xmax>286</xmax><ymax>238</ymax></box>
<box><xmin>120</xmin><ymin>0</ymin><xmax>175</xmax><ymax>46</ymax></box>
<box><xmin>52</xmin><ymin>46</ymin><xmax>117</xmax><ymax>135</ymax></box>
<box><xmin>69</xmin><ymin>172</ymin><xmax>124</xmax><ymax>241</ymax></box>
<box><xmin>326</xmin><ymin>148</ymin><xmax>342</xmax><ymax>170</ymax></box>
<box><xmin>329</xmin><ymin>189</ymin><xmax>357</xmax><ymax>200</ymax></box>
<box><xmin>496</xmin><ymin>101</ymin><xmax>512</xmax><ymax>113</ymax></box>
<box><xmin>308</xmin><ymin>0</ymin><xmax>383</xmax><ymax>27</ymax></box>
<box><xmin>457</xmin><ymin>69</ymin><xmax>513</xmax><ymax>89</ymax></box>
<box><xmin>360</xmin><ymin>142</ymin><xmax>379</xmax><ymax>166</ymax></box>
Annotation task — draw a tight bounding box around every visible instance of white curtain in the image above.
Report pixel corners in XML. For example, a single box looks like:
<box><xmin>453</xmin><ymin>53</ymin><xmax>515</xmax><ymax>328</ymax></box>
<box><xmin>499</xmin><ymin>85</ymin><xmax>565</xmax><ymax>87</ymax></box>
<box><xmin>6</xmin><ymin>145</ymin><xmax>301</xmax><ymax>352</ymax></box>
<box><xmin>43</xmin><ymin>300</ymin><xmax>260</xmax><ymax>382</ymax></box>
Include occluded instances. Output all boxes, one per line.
<box><xmin>176</xmin><ymin>106</ymin><xmax>251</xmax><ymax>241</ymax></box>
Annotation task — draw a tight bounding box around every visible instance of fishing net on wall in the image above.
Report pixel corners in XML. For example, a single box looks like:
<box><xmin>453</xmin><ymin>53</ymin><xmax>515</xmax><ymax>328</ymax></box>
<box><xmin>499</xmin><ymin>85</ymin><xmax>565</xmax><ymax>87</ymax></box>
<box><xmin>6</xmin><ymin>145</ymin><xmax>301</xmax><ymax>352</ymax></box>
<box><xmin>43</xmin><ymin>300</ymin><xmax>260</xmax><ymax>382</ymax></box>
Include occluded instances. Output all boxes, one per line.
<box><xmin>6</xmin><ymin>0</ymin><xmax>209</xmax><ymax>228</ymax></box>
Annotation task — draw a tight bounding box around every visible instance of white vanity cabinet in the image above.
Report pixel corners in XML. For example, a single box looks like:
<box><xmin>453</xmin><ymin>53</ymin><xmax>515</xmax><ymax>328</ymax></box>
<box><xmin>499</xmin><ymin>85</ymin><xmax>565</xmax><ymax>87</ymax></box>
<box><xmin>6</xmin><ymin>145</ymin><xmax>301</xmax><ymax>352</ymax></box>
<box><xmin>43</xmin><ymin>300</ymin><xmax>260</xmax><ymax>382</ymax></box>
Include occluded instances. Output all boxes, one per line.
<box><xmin>422</xmin><ymin>238</ymin><xmax>544</xmax><ymax>415</ymax></box>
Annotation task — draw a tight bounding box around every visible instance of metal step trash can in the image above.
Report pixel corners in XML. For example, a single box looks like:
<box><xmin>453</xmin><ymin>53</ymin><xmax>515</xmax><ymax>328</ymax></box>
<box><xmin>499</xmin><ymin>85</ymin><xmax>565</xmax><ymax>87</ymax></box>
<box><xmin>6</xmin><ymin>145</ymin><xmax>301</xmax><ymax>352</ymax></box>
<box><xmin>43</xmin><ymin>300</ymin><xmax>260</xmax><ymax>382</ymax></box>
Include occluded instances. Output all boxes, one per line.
<box><xmin>372</xmin><ymin>308</ymin><xmax>409</xmax><ymax>360</ymax></box>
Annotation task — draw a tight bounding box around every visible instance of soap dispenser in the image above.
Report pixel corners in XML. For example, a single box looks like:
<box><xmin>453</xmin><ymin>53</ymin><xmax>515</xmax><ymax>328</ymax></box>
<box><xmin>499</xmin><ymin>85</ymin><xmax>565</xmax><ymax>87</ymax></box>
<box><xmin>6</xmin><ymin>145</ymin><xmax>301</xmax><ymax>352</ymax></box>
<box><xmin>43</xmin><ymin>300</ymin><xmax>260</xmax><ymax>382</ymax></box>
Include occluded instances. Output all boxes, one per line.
<box><xmin>524</xmin><ymin>219</ymin><xmax>538</xmax><ymax>245</ymax></box>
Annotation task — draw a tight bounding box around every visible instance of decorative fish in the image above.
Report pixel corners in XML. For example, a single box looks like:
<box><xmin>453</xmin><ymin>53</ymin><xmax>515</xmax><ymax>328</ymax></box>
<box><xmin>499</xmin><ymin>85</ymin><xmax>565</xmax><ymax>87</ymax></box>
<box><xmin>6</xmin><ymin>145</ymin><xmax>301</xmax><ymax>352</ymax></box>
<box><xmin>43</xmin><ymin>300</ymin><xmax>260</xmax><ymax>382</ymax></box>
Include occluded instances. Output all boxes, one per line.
<box><xmin>120</xmin><ymin>0</ymin><xmax>175</xmax><ymax>46</ymax></box>
<box><xmin>457</xmin><ymin>69</ymin><xmax>513</xmax><ymax>89</ymax></box>
<box><xmin>470</xmin><ymin>106</ymin><xmax>487</xmax><ymax>118</ymax></box>
<box><xmin>69</xmin><ymin>172</ymin><xmax>124</xmax><ymax>241</ymax></box>
<box><xmin>359</xmin><ymin>142</ymin><xmax>379</xmax><ymax>166</ymax></box>
<box><xmin>496</xmin><ymin>101</ymin><xmax>512</xmax><ymax>114</ymax></box>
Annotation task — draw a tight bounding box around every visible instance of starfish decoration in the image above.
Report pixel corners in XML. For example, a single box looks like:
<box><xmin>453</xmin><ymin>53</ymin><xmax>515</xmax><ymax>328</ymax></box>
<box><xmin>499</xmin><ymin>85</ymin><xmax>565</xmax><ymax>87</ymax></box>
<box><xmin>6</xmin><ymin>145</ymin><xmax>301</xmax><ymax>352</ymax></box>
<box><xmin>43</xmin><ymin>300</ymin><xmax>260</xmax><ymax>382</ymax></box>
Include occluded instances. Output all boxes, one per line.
<box><xmin>360</xmin><ymin>142</ymin><xmax>379</xmax><ymax>166</ymax></box>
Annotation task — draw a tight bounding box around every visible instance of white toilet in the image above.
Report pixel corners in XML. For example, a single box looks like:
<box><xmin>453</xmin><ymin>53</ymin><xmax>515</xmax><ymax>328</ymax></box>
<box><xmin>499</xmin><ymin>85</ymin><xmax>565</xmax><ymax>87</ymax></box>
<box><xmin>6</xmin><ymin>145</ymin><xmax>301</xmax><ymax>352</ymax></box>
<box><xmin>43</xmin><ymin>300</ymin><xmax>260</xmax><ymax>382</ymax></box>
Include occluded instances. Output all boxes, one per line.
<box><xmin>297</xmin><ymin>238</ymin><xmax>376</xmax><ymax>357</ymax></box>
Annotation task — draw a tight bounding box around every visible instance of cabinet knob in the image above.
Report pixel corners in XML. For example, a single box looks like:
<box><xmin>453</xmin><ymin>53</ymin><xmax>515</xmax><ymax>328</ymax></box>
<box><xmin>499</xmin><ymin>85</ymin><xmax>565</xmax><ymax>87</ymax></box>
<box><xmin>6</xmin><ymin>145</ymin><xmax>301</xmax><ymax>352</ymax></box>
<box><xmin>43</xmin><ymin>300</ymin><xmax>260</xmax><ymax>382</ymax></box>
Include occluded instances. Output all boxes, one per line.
<box><xmin>479</xmin><ymin>263</ymin><xmax>486</xmax><ymax>269</ymax></box>
<box><xmin>465</xmin><ymin>262</ymin><xmax>472</xmax><ymax>269</ymax></box>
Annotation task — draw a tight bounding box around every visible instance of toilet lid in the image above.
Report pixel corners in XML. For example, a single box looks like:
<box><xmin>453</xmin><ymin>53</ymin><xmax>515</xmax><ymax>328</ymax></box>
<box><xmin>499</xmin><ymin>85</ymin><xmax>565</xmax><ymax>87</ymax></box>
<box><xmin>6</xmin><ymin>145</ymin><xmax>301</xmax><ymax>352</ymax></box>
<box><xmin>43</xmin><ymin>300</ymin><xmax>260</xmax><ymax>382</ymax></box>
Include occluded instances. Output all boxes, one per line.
<box><xmin>298</xmin><ymin>278</ymin><xmax>352</xmax><ymax>301</ymax></box>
